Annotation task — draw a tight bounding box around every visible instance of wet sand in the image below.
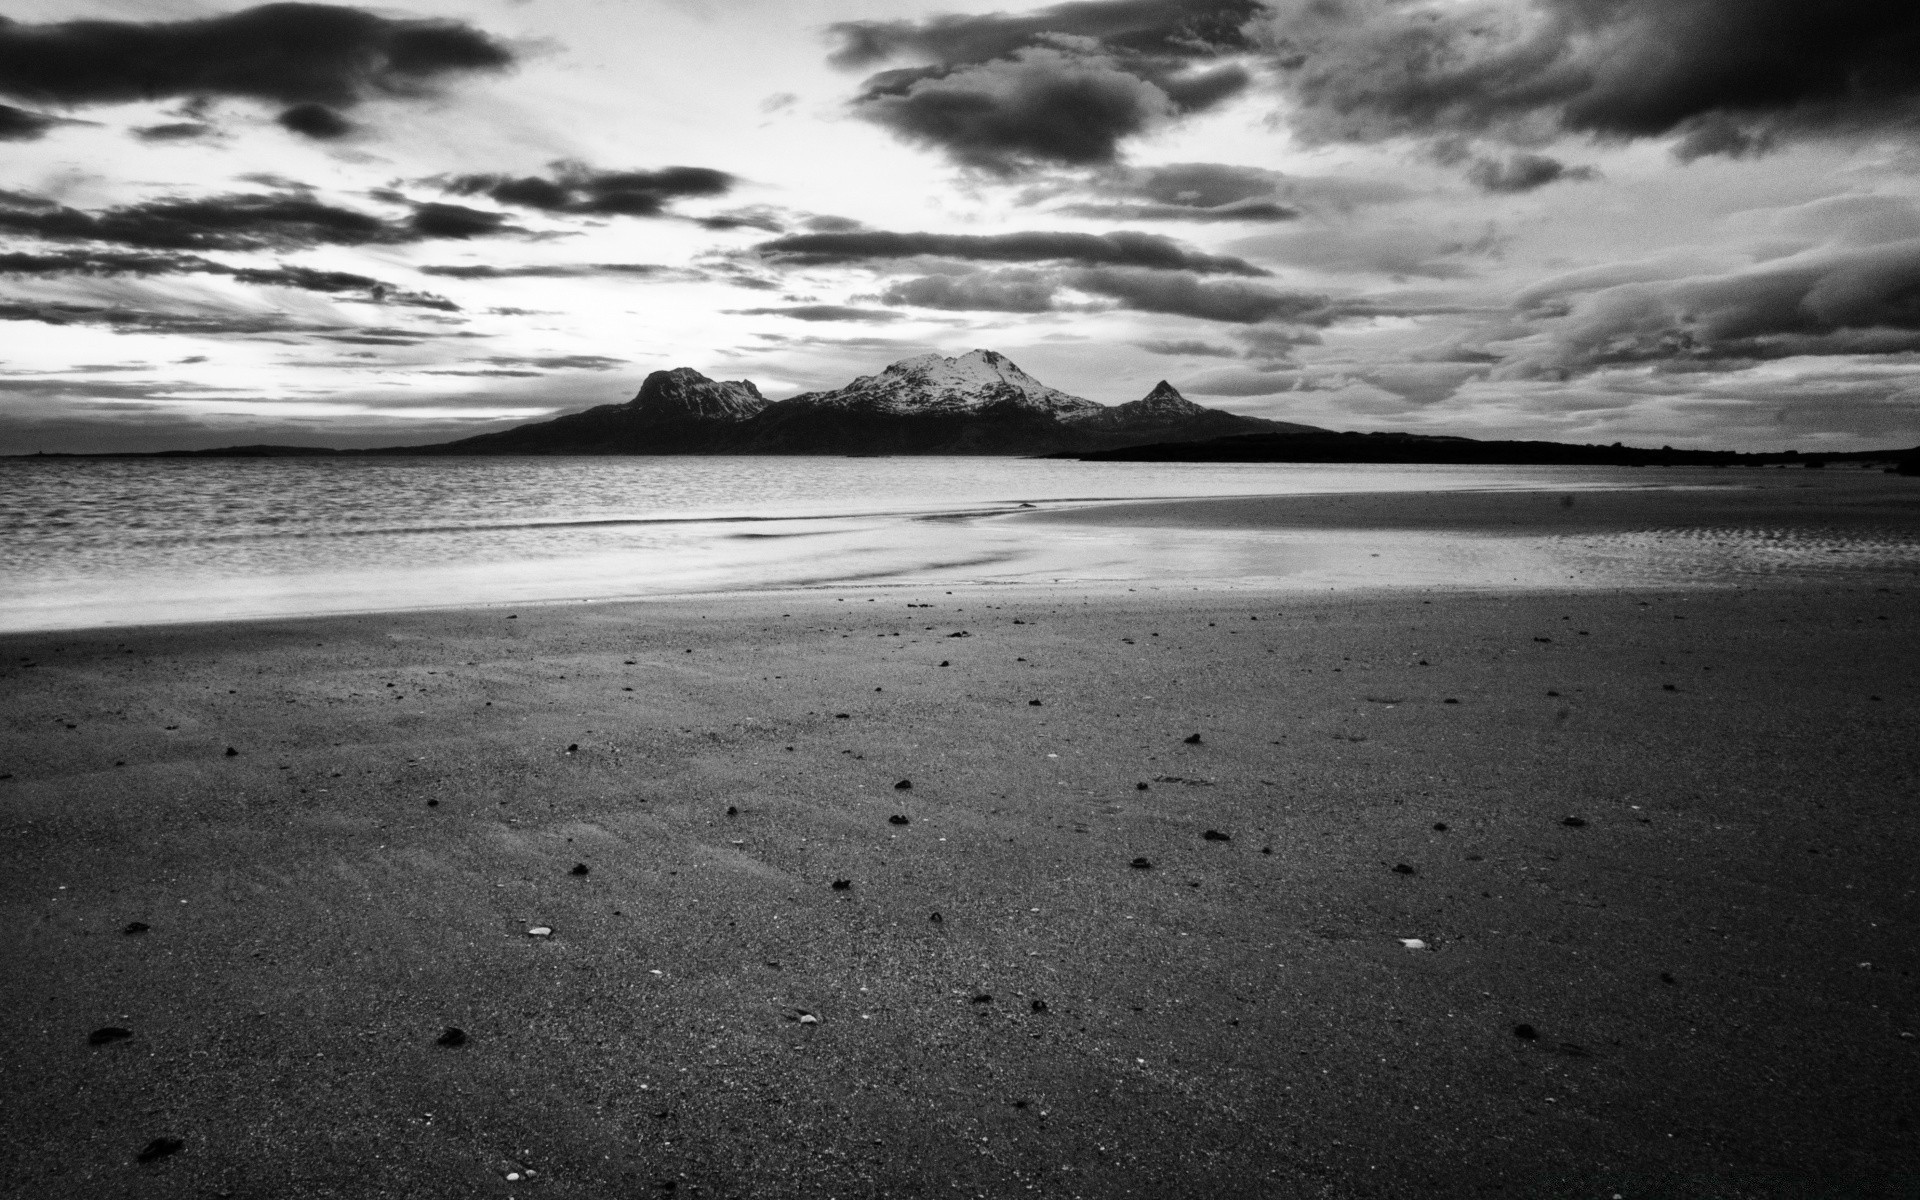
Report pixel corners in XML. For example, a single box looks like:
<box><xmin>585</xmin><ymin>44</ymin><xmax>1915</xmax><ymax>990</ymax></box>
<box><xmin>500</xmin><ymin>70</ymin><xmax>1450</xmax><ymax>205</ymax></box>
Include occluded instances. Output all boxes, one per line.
<box><xmin>3</xmin><ymin>487</ymin><xmax>1918</xmax><ymax>1198</ymax></box>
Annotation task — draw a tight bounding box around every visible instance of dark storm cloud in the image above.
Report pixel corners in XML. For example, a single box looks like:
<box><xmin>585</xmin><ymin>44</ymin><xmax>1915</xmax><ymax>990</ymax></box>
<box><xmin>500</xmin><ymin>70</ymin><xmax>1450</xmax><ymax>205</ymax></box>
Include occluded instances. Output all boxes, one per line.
<box><xmin>0</xmin><ymin>249</ymin><xmax>459</xmax><ymax>313</ymax></box>
<box><xmin>755</xmin><ymin>229</ymin><xmax>1266</xmax><ymax>275</ymax></box>
<box><xmin>440</xmin><ymin>164</ymin><xmax>735</xmax><ymax>218</ymax></box>
<box><xmin>730</xmin><ymin>305</ymin><xmax>905</xmax><ymax>323</ymax></box>
<box><xmin>0</xmin><ymin>102</ymin><xmax>65</xmax><ymax>140</ymax></box>
<box><xmin>0</xmin><ymin>5</ymin><xmax>512</xmax><ymax>123</ymax></box>
<box><xmin>1253</xmin><ymin>0</ymin><xmax>1920</xmax><ymax>158</ymax></box>
<box><xmin>829</xmin><ymin>1</ymin><xmax>1264</xmax><ymax>172</ymax></box>
<box><xmin>0</xmin><ymin>191</ymin><xmax>523</xmax><ymax>252</ymax></box>
<box><xmin>0</xmin><ymin>192</ymin><xmax>386</xmax><ymax>251</ymax></box>
<box><xmin>277</xmin><ymin>103</ymin><xmax>352</xmax><ymax>139</ymax></box>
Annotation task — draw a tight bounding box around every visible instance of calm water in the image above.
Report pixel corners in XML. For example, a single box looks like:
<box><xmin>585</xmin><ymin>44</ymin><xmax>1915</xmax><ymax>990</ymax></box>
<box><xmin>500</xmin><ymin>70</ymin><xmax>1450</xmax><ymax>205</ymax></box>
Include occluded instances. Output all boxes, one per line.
<box><xmin>1</xmin><ymin>456</ymin><xmax>1908</xmax><ymax>631</ymax></box>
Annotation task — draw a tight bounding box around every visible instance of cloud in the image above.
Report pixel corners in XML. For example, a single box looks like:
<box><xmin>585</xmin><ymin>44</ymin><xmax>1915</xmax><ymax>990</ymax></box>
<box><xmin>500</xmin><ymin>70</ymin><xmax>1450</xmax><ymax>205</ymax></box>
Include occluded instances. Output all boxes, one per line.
<box><xmin>1067</xmin><ymin>266</ymin><xmax>1333</xmax><ymax>323</ymax></box>
<box><xmin>0</xmin><ymin>102</ymin><xmax>62</xmax><ymax>140</ymax></box>
<box><xmin>0</xmin><ymin>4</ymin><xmax>513</xmax><ymax>133</ymax></box>
<box><xmin>755</xmin><ymin>228</ymin><xmax>1266</xmax><ymax>274</ymax></box>
<box><xmin>417</xmin><ymin>263</ymin><xmax>684</xmax><ymax>279</ymax></box>
<box><xmin>828</xmin><ymin>0</ymin><xmax>1265</xmax><ymax>69</ymax></box>
<box><xmin>1502</xmin><ymin>236</ymin><xmax>1920</xmax><ymax>375</ymax></box>
<box><xmin>277</xmin><ymin>103</ymin><xmax>352</xmax><ymax>139</ymax></box>
<box><xmin>0</xmin><ymin>191</ymin><xmax>389</xmax><ymax>251</ymax></box>
<box><xmin>829</xmin><ymin>1</ymin><xmax>1264</xmax><ymax>172</ymax></box>
<box><xmin>1138</xmin><ymin>337</ymin><xmax>1239</xmax><ymax>355</ymax></box>
<box><xmin>483</xmin><ymin>355</ymin><xmax>626</xmax><ymax>371</ymax></box>
<box><xmin>879</xmin><ymin>270</ymin><xmax>1058</xmax><ymax>312</ymax></box>
<box><xmin>1030</xmin><ymin>160</ymin><xmax>1414</xmax><ymax>220</ymax></box>
<box><xmin>133</xmin><ymin>122</ymin><xmax>215</xmax><ymax>142</ymax></box>
<box><xmin>0</xmin><ymin>249</ymin><xmax>458</xmax><ymax>312</ymax></box>
<box><xmin>876</xmin><ymin>263</ymin><xmax>1334</xmax><ymax>323</ymax></box>
<box><xmin>440</xmin><ymin>163</ymin><xmax>735</xmax><ymax>218</ymax></box>
<box><xmin>1231</xmin><ymin>222</ymin><xmax>1502</xmax><ymax>279</ymax></box>
<box><xmin>1466</xmin><ymin>152</ymin><xmax>1595</xmax><ymax>193</ymax></box>
<box><xmin>1251</xmin><ymin>0</ymin><xmax>1920</xmax><ymax>161</ymax></box>
<box><xmin>730</xmin><ymin>305</ymin><xmax>904</xmax><ymax>323</ymax></box>
<box><xmin>408</xmin><ymin>203</ymin><xmax>512</xmax><ymax>239</ymax></box>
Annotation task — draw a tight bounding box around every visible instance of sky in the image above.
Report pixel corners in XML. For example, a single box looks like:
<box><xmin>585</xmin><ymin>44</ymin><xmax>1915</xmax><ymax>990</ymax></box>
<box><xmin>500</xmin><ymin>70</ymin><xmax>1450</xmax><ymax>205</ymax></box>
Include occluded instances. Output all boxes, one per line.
<box><xmin>3</xmin><ymin>0</ymin><xmax>1920</xmax><ymax>453</ymax></box>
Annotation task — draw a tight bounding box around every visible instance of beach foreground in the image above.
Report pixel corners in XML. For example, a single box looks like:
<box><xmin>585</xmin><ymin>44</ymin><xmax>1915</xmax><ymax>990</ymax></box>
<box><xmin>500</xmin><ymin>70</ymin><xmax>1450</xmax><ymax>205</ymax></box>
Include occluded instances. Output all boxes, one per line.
<box><xmin>3</xmin><ymin>577</ymin><xmax>1917</xmax><ymax>1197</ymax></box>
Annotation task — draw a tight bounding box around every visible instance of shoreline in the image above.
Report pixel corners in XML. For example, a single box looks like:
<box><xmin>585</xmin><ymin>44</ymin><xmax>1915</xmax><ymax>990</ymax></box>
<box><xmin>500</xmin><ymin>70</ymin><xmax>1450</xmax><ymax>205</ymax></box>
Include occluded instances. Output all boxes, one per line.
<box><xmin>3</xmin><ymin>579</ymin><xmax>1917</xmax><ymax>1197</ymax></box>
<box><xmin>8</xmin><ymin>470</ymin><xmax>1918</xmax><ymax>636</ymax></box>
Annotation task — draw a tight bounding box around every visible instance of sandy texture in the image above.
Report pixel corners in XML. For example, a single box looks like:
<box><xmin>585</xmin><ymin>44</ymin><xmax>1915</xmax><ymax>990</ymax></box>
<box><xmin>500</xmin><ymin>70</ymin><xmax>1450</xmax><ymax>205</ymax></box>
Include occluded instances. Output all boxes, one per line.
<box><xmin>3</xmin><ymin>579</ymin><xmax>1918</xmax><ymax>1196</ymax></box>
<box><xmin>1018</xmin><ymin>469</ymin><xmax>1920</xmax><ymax>536</ymax></box>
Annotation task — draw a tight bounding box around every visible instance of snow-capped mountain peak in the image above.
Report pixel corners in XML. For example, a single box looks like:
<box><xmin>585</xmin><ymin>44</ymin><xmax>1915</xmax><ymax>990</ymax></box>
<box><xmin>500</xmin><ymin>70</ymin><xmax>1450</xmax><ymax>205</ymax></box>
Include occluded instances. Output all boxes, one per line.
<box><xmin>787</xmin><ymin>349</ymin><xmax>1103</xmax><ymax>418</ymax></box>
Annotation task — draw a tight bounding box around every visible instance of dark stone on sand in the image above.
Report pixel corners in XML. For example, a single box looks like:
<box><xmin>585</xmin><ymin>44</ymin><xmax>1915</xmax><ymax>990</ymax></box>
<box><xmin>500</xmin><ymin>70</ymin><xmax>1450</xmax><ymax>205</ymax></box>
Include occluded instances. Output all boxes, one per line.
<box><xmin>1203</xmin><ymin>830</ymin><xmax>1231</xmax><ymax>842</ymax></box>
<box><xmin>889</xmin><ymin>815</ymin><xmax>909</xmax><ymax>825</ymax></box>
<box><xmin>1130</xmin><ymin>857</ymin><xmax>1153</xmax><ymax>869</ymax></box>
<box><xmin>831</xmin><ymin>879</ymin><xmax>851</xmax><ymax>890</ymax></box>
<box><xmin>1184</xmin><ymin>733</ymin><xmax>1203</xmax><ymax>744</ymax></box>
<box><xmin>136</xmin><ymin>1137</ymin><xmax>184</xmax><ymax>1163</ymax></box>
<box><xmin>224</xmin><ymin>746</ymin><xmax>237</xmax><ymax>757</ymax></box>
<box><xmin>570</xmin><ymin>863</ymin><xmax>590</xmax><ymax>876</ymax></box>
<box><xmin>1433</xmin><ymin>823</ymin><xmax>1449</xmax><ymax>831</ymax></box>
<box><xmin>436</xmin><ymin>1027</ymin><xmax>468</xmax><ymax>1047</ymax></box>
<box><xmin>1547</xmin><ymin>690</ymin><xmax>1560</xmax><ymax>696</ymax></box>
<box><xmin>1661</xmin><ymin>972</ymin><xmax>1676</xmax><ymax>985</ymax></box>
<box><xmin>1562</xmin><ymin>816</ymin><xmax>1587</xmax><ymax>828</ymax></box>
<box><xmin>1513</xmin><ymin>1023</ymin><xmax>1538</xmax><ymax>1040</ymax></box>
<box><xmin>929</xmin><ymin>912</ymin><xmax>942</xmax><ymax>923</ymax></box>
<box><xmin>1393</xmin><ymin>863</ymin><xmax>1416</xmax><ymax>875</ymax></box>
<box><xmin>1534</xmin><ymin>637</ymin><xmax>1552</xmax><ymax>643</ymax></box>
<box><xmin>1137</xmin><ymin>782</ymin><xmax>1149</xmax><ymax>790</ymax></box>
<box><xmin>947</xmin><ymin>631</ymin><xmax>970</xmax><ymax>638</ymax></box>
<box><xmin>88</xmin><ymin>1026</ymin><xmax>132</xmax><ymax>1046</ymax></box>
<box><xmin>1663</xmin><ymin>683</ymin><xmax>1677</xmax><ymax>691</ymax></box>
<box><xmin>895</xmin><ymin>779</ymin><xmax>912</xmax><ymax>790</ymax></box>
<box><xmin>835</xmin><ymin>713</ymin><xmax>849</xmax><ymax>719</ymax></box>
<box><xmin>1262</xmin><ymin>846</ymin><xmax>1272</xmax><ymax>854</ymax></box>
<box><xmin>566</xmin><ymin>743</ymin><xmax>578</xmax><ymax>752</ymax></box>
<box><xmin>726</xmin><ymin>805</ymin><xmax>738</xmax><ymax>816</ymax></box>
<box><xmin>1030</xmin><ymin>999</ymin><xmax>1048</xmax><ymax>1013</ymax></box>
<box><xmin>939</xmin><ymin>660</ymin><xmax>949</xmax><ymax>667</ymax></box>
<box><xmin>970</xmin><ymin>994</ymin><xmax>992</xmax><ymax>1004</ymax></box>
<box><xmin>427</xmin><ymin>799</ymin><xmax>438</xmax><ymax>807</ymax></box>
<box><xmin>1444</xmin><ymin>698</ymin><xmax>1459</xmax><ymax>704</ymax></box>
<box><xmin>1029</xmin><ymin>699</ymin><xmax>1042</xmax><ymax>706</ymax></box>
<box><xmin>123</xmin><ymin>922</ymin><xmax>149</xmax><ymax>935</ymax></box>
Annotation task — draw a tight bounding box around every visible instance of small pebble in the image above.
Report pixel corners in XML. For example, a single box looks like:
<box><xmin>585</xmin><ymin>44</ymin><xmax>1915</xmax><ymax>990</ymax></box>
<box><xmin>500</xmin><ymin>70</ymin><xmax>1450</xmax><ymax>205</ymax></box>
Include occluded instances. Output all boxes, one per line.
<box><xmin>527</xmin><ymin>926</ymin><xmax>552</xmax><ymax>937</ymax></box>
<box><xmin>88</xmin><ymin>1026</ymin><xmax>132</xmax><ymax>1046</ymax></box>
<box><xmin>569</xmin><ymin>863</ymin><xmax>589</xmax><ymax>876</ymax></box>
<box><xmin>888</xmin><ymin>815</ymin><xmax>909</xmax><ymax>825</ymax></box>
<box><xmin>831</xmin><ymin>879</ymin><xmax>851</xmax><ymax>890</ymax></box>
<box><xmin>436</xmin><ymin>1027</ymin><xmax>468</xmax><ymax>1047</ymax></box>
<box><xmin>1393</xmin><ymin>863</ymin><xmax>1416</xmax><ymax>875</ymax></box>
<box><xmin>1513</xmin><ymin>1023</ymin><xmax>1538</xmax><ymax>1040</ymax></box>
<box><xmin>122</xmin><ymin>922</ymin><xmax>149</xmax><ymax>935</ymax></box>
<box><xmin>136</xmin><ymin>1137</ymin><xmax>184</xmax><ymax>1164</ymax></box>
<box><xmin>224</xmin><ymin>747</ymin><xmax>237</xmax><ymax>757</ymax></box>
<box><xmin>894</xmin><ymin>779</ymin><xmax>912</xmax><ymax>790</ymax></box>
<box><xmin>1432</xmin><ymin>822</ymin><xmax>1449</xmax><ymax>831</ymax></box>
<box><xmin>1562</xmin><ymin>816</ymin><xmax>1587</xmax><ymax>828</ymax></box>
<box><xmin>1130</xmin><ymin>857</ymin><xmax>1153</xmax><ymax>869</ymax></box>
<box><xmin>1028</xmin><ymin>699</ymin><xmax>1042</xmax><ymax>706</ymax></box>
<box><xmin>1183</xmin><ymin>733</ymin><xmax>1203</xmax><ymax>744</ymax></box>
<box><xmin>1203</xmin><ymin>830</ymin><xmax>1231</xmax><ymax>842</ymax></box>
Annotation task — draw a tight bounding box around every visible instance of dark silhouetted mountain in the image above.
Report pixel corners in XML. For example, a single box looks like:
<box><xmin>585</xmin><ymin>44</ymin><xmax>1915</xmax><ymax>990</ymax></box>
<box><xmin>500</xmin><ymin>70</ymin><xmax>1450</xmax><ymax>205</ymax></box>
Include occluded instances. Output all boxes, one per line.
<box><xmin>411</xmin><ymin>367</ymin><xmax>768</xmax><ymax>454</ymax></box>
<box><xmin>394</xmin><ymin>350</ymin><xmax>1322</xmax><ymax>455</ymax></box>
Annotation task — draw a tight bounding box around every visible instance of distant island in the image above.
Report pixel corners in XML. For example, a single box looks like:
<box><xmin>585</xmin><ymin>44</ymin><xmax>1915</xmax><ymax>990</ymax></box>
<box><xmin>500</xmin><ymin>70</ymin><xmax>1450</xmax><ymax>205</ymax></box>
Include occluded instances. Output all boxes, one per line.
<box><xmin>28</xmin><ymin>348</ymin><xmax>1920</xmax><ymax>469</ymax></box>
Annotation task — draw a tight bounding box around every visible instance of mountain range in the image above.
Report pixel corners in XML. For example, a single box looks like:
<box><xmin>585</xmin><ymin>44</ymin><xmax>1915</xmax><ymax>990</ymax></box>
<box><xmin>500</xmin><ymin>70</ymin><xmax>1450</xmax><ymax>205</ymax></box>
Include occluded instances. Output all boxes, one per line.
<box><xmin>407</xmin><ymin>349</ymin><xmax>1319</xmax><ymax>456</ymax></box>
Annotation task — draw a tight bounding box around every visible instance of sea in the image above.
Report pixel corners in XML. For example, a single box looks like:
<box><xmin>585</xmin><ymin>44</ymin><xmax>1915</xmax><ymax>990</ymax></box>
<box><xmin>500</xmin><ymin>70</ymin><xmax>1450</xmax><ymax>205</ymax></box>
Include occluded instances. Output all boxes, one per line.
<box><xmin>3</xmin><ymin>456</ymin><xmax>1915</xmax><ymax>633</ymax></box>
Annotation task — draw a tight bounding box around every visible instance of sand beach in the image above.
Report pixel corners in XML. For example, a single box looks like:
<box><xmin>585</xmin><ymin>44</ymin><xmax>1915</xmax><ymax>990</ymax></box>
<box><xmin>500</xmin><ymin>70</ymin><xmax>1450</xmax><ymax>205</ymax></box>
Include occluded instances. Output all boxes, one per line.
<box><xmin>3</xmin><ymin>480</ymin><xmax>1917</xmax><ymax>1199</ymax></box>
